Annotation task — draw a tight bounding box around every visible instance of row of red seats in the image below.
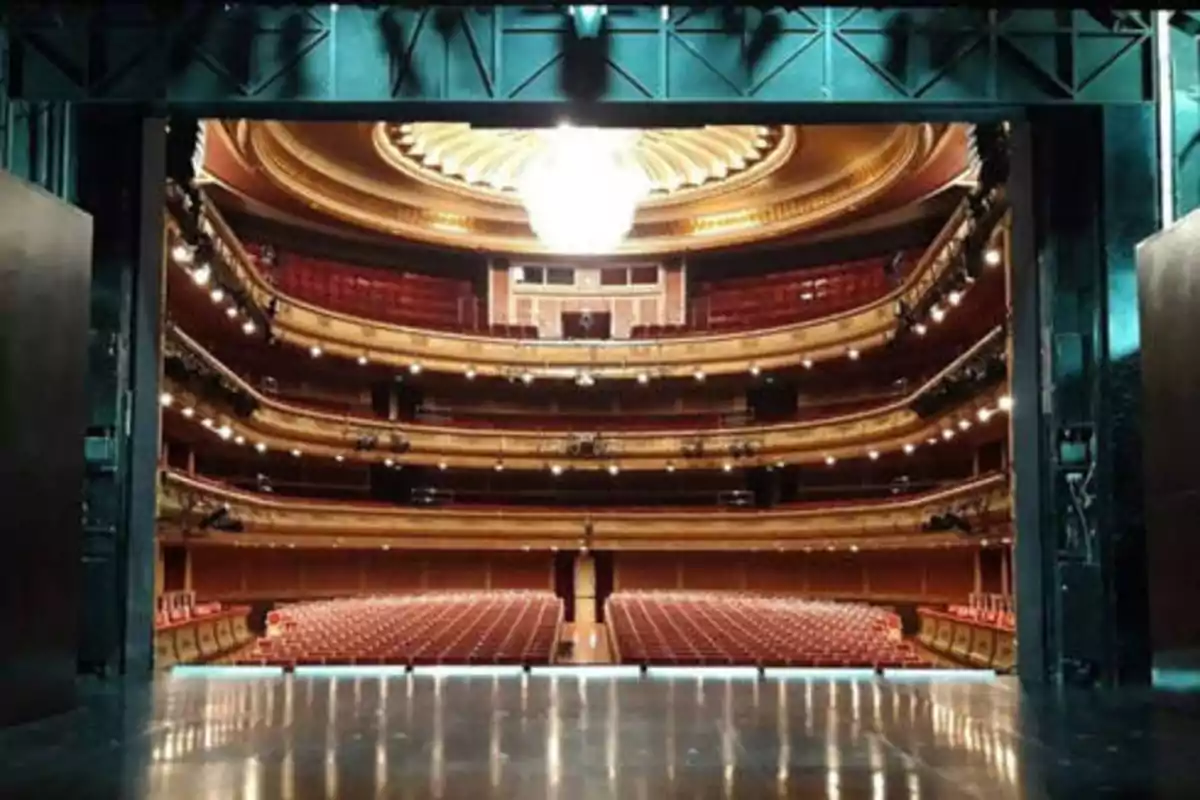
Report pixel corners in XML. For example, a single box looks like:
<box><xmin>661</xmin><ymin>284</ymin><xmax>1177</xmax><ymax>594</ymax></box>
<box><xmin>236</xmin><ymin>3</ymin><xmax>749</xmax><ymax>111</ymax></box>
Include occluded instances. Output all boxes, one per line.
<box><xmin>155</xmin><ymin>590</ymin><xmax>224</xmax><ymax>628</ymax></box>
<box><xmin>607</xmin><ymin>593</ymin><xmax>930</xmax><ymax>668</ymax></box>
<box><xmin>235</xmin><ymin>592</ymin><xmax>562</xmax><ymax>667</ymax></box>
<box><xmin>946</xmin><ymin>604</ymin><xmax>1015</xmax><ymax>631</ymax></box>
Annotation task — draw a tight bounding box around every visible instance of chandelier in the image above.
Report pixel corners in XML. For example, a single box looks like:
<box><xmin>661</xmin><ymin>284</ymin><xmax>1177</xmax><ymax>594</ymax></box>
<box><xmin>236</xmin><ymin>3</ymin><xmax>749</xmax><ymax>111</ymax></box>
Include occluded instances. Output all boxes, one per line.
<box><xmin>518</xmin><ymin>125</ymin><xmax>649</xmax><ymax>254</ymax></box>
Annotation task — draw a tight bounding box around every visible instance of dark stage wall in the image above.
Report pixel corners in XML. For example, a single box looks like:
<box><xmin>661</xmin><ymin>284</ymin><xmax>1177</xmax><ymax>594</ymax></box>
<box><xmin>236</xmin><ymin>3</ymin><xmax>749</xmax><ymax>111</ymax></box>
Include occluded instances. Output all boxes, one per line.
<box><xmin>0</xmin><ymin>171</ymin><xmax>93</xmax><ymax>725</ymax></box>
<box><xmin>1139</xmin><ymin>209</ymin><xmax>1200</xmax><ymax>674</ymax></box>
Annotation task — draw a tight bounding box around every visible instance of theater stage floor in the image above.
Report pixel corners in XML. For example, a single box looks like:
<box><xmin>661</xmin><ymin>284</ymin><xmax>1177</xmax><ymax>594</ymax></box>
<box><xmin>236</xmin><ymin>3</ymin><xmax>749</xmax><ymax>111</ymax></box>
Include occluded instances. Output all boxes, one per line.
<box><xmin>2</xmin><ymin>670</ymin><xmax>1199</xmax><ymax>799</ymax></box>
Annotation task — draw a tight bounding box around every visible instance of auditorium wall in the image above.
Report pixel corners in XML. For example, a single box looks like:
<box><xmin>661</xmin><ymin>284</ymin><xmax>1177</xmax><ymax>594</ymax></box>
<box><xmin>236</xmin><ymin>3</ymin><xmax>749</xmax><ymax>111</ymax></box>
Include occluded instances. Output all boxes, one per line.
<box><xmin>189</xmin><ymin>547</ymin><xmax>553</xmax><ymax>601</ymax></box>
<box><xmin>613</xmin><ymin>548</ymin><xmax>990</xmax><ymax>604</ymax></box>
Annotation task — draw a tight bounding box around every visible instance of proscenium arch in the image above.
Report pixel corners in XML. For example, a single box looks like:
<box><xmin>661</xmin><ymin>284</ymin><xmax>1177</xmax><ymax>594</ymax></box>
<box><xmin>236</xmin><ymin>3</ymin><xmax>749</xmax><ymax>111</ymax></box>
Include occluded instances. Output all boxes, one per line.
<box><xmin>0</xmin><ymin>5</ymin><xmax>1174</xmax><ymax>688</ymax></box>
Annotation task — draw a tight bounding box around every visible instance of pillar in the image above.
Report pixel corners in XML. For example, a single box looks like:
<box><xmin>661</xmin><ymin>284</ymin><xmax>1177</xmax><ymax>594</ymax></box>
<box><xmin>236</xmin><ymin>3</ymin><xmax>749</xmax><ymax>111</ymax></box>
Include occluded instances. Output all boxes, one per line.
<box><xmin>75</xmin><ymin>110</ymin><xmax>167</xmax><ymax>675</ymax></box>
<box><xmin>973</xmin><ymin>548</ymin><xmax>982</xmax><ymax>597</ymax></box>
<box><xmin>1011</xmin><ymin>106</ymin><xmax>1156</xmax><ymax>686</ymax></box>
<box><xmin>1000</xmin><ymin>547</ymin><xmax>1010</xmax><ymax>599</ymax></box>
<box><xmin>574</xmin><ymin>552</ymin><xmax>596</xmax><ymax>626</ymax></box>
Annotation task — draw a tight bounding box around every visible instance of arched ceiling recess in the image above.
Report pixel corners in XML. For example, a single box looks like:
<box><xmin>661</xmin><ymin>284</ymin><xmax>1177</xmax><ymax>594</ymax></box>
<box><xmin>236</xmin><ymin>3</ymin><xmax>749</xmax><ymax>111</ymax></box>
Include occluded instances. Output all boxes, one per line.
<box><xmin>159</xmin><ymin>470</ymin><xmax>1011</xmax><ymax>553</ymax></box>
<box><xmin>202</xmin><ymin>120</ymin><xmax>972</xmax><ymax>256</ymax></box>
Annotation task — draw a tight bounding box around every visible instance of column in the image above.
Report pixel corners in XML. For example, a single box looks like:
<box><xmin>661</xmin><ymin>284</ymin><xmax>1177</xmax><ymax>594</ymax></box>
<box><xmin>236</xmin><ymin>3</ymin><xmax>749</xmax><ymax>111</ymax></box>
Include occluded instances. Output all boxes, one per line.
<box><xmin>973</xmin><ymin>548</ymin><xmax>982</xmax><ymax>597</ymax></box>
<box><xmin>574</xmin><ymin>552</ymin><xmax>596</xmax><ymax>626</ymax></box>
<box><xmin>1000</xmin><ymin>547</ymin><xmax>1010</xmax><ymax>599</ymax></box>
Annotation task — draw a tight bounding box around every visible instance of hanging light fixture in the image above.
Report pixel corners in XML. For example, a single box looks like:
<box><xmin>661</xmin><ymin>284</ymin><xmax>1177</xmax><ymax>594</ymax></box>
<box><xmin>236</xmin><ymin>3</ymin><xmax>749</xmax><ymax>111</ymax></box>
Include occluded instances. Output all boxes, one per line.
<box><xmin>519</xmin><ymin>125</ymin><xmax>649</xmax><ymax>254</ymax></box>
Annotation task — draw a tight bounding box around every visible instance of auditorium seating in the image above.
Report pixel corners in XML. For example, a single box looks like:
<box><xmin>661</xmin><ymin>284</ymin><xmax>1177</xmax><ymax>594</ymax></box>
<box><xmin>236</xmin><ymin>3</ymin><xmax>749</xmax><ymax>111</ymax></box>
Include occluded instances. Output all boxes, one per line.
<box><xmin>236</xmin><ymin>592</ymin><xmax>562</xmax><ymax>666</ymax></box>
<box><xmin>607</xmin><ymin>592</ymin><xmax>929</xmax><ymax>667</ymax></box>
<box><xmin>631</xmin><ymin>254</ymin><xmax>912</xmax><ymax>338</ymax></box>
<box><xmin>248</xmin><ymin>245</ymin><xmax>482</xmax><ymax>332</ymax></box>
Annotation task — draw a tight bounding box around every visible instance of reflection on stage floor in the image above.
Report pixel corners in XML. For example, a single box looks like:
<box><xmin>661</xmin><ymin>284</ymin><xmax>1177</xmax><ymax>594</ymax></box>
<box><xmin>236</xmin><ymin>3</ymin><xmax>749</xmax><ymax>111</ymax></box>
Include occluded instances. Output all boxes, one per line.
<box><xmin>2</xmin><ymin>668</ymin><xmax>1199</xmax><ymax>798</ymax></box>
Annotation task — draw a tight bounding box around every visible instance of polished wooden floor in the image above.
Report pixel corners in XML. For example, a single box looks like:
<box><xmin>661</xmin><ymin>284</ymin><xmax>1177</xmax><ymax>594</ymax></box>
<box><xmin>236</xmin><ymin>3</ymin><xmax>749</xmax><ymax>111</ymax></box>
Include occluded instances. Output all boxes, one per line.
<box><xmin>2</xmin><ymin>670</ymin><xmax>1199</xmax><ymax>798</ymax></box>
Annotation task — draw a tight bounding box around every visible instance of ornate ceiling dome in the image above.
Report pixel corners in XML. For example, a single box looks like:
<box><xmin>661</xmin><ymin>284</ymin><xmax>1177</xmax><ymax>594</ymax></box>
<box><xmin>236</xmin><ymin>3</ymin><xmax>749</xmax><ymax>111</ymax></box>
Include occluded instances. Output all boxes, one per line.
<box><xmin>202</xmin><ymin>120</ymin><xmax>970</xmax><ymax>255</ymax></box>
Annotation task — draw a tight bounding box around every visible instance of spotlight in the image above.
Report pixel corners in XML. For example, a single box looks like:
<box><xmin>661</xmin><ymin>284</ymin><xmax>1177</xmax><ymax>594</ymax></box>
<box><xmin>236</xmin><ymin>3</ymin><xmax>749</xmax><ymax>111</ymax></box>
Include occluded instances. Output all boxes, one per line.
<box><xmin>241</xmin><ymin>320</ymin><xmax>256</xmax><ymax>335</ymax></box>
<box><xmin>310</xmin><ymin>345</ymin><xmax>322</xmax><ymax>358</ymax></box>
<box><xmin>942</xmin><ymin>429</ymin><xmax>955</xmax><ymax>440</ymax></box>
<box><xmin>948</xmin><ymin>290</ymin><xmax>963</xmax><ymax>306</ymax></box>
<box><xmin>465</xmin><ymin>366</ymin><xmax>477</xmax><ymax>380</ymax></box>
<box><xmin>209</xmin><ymin>287</ymin><xmax>225</xmax><ymax>303</ymax></box>
<box><xmin>749</xmin><ymin>364</ymin><xmax>761</xmax><ymax>377</ymax></box>
<box><xmin>290</xmin><ymin>448</ymin><xmax>301</xmax><ymax>457</ymax></box>
<box><xmin>984</xmin><ymin>248</ymin><xmax>1002</xmax><ymax>267</ymax></box>
<box><xmin>926</xmin><ymin>437</ymin><xmax>938</xmax><ymax>445</ymax></box>
<box><xmin>191</xmin><ymin>264</ymin><xmax>211</xmax><ymax>286</ymax></box>
<box><xmin>608</xmin><ymin>464</ymin><xmax>620</xmax><ymax>476</ymax></box>
<box><xmin>914</xmin><ymin>323</ymin><xmax>928</xmax><ymax>336</ymax></box>
<box><xmin>409</xmin><ymin>363</ymin><xmax>422</xmax><ymax>375</ymax></box>
<box><xmin>868</xmin><ymin>450</ymin><xmax>880</xmax><ymax>460</ymax></box>
<box><xmin>802</xmin><ymin>358</ymin><xmax>814</xmax><ymax>369</ymax></box>
<box><xmin>903</xmin><ymin>443</ymin><xmax>916</xmax><ymax>455</ymax></box>
<box><xmin>357</xmin><ymin>355</ymin><xmax>369</xmax><ymax>366</ymax></box>
<box><xmin>159</xmin><ymin>392</ymin><xmax>174</xmax><ymax>407</ymax></box>
<box><xmin>998</xmin><ymin>395</ymin><xmax>1014</xmax><ymax>411</ymax></box>
<box><xmin>438</xmin><ymin>461</ymin><xmax>448</xmax><ymax>471</ymax></box>
<box><xmin>576</xmin><ymin>372</ymin><xmax>595</xmax><ymax>388</ymax></box>
<box><xmin>384</xmin><ymin>458</ymin><xmax>395</xmax><ymax>467</ymax></box>
<box><xmin>665</xmin><ymin>462</ymin><xmax>676</xmax><ymax>473</ymax></box>
<box><xmin>958</xmin><ymin>419</ymin><xmax>972</xmax><ymax>431</ymax></box>
<box><xmin>224</xmin><ymin>305</ymin><xmax>238</xmax><ymax>319</ymax></box>
<box><xmin>521</xmin><ymin>372</ymin><xmax>534</xmax><ymax>385</ymax></box>
<box><xmin>977</xmin><ymin>408</ymin><xmax>993</xmax><ymax>422</ymax></box>
<box><xmin>775</xmin><ymin>460</ymin><xmax>786</xmax><ymax>469</ymax></box>
<box><xmin>200</xmin><ymin>417</ymin><xmax>214</xmax><ymax>428</ymax></box>
<box><xmin>171</xmin><ymin>243</ymin><xmax>194</xmax><ymax>263</ymax></box>
<box><xmin>930</xmin><ymin>305</ymin><xmax>946</xmax><ymax>323</ymax></box>
<box><xmin>335</xmin><ymin>454</ymin><xmax>345</xmax><ymax>462</ymax></box>
<box><xmin>550</xmin><ymin>464</ymin><xmax>564</xmax><ymax>476</ymax></box>
<box><xmin>693</xmin><ymin>370</ymin><xmax>706</xmax><ymax>382</ymax></box>
<box><xmin>850</xmin><ymin>545</ymin><xmax>859</xmax><ymax>553</ymax></box>
<box><xmin>494</xmin><ymin>461</ymin><xmax>505</xmax><ymax>472</ymax></box>
<box><xmin>217</xmin><ymin>425</ymin><xmax>233</xmax><ymax>440</ymax></box>
<box><xmin>825</xmin><ymin>455</ymin><xmax>836</xmax><ymax>466</ymax></box>
<box><xmin>255</xmin><ymin>442</ymin><xmax>267</xmax><ymax>453</ymax></box>
<box><xmin>848</xmin><ymin>348</ymin><xmax>860</xmax><ymax>360</ymax></box>
<box><xmin>723</xmin><ymin>462</ymin><xmax>733</xmax><ymax>473</ymax></box>
<box><xmin>636</xmin><ymin>372</ymin><xmax>649</xmax><ymax>385</ymax></box>
<box><xmin>234</xmin><ymin>435</ymin><xmax>246</xmax><ymax>447</ymax></box>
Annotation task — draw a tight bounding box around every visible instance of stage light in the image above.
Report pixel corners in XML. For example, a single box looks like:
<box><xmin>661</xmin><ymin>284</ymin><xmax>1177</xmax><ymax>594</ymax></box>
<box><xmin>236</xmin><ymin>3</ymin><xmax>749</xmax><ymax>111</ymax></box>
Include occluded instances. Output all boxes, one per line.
<box><xmin>217</xmin><ymin>425</ymin><xmax>233</xmax><ymax>440</ymax></box>
<box><xmin>384</xmin><ymin>458</ymin><xmax>394</xmax><ymax>467</ymax></box>
<box><xmin>914</xmin><ymin>323</ymin><xmax>928</xmax><ymax>336</ymax></box>
<box><xmin>825</xmin><ymin>455</ymin><xmax>836</xmax><ymax>466</ymax></box>
<box><xmin>494</xmin><ymin>461</ymin><xmax>505</xmax><ymax>472</ymax></box>
<box><xmin>234</xmin><ymin>435</ymin><xmax>245</xmax><ymax>446</ymax></box>
<box><xmin>926</xmin><ymin>437</ymin><xmax>938</xmax><ymax>445</ymax></box>
<box><xmin>465</xmin><ymin>366</ymin><xmax>477</xmax><ymax>380</ymax></box>
<box><xmin>290</xmin><ymin>449</ymin><xmax>301</xmax><ymax>457</ymax></box>
<box><xmin>723</xmin><ymin>462</ymin><xmax>733</xmax><ymax>472</ymax></box>
<box><xmin>255</xmin><ymin>442</ymin><xmax>267</xmax><ymax>453</ymax></box>
<box><xmin>977</xmin><ymin>408</ymin><xmax>993</xmax><ymax>422</ymax></box>
<box><xmin>159</xmin><ymin>392</ymin><xmax>174</xmax><ymax>407</ymax></box>
<box><xmin>409</xmin><ymin>363</ymin><xmax>422</xmax><ymax>375</ymax></box>
<box><xmin>209</xmin><ymin>287</ymin><xmax>225</xmax><ymax>303</ymax></box>
<box><xmin>550</xmin><ymin>464</ymin><xmax>564</xmax><ymax>476</ymax></box>
<box><xmin>310</xmin><ymin>345</ymin><xmax>322</xmax><ymax>358</ymax></box>
<box><xmin>998</xmin><ymin>395</ymin><xmax>1014</xmax><ymax>411</ymax></box>
<box><xmin>942</xmin><ymin>429</ymin><xmax>955</xmax><ymax>440</ymax></box>
<box><xmin>521</xmin><ymin>372</ymin><xmax>534</xmax><ymax>385</ymax></box>
<box><xmin>200</xmin><ymin>417</ymin><xmax>214</xmax><ymax>428</ymax></box>
<box><xmin>608</xmin><ymin>464</ymin><xmax>620</xmax><ymax>475</ymax></box>
<box><xmin>930</xmin><ymin>305</ymin><xmax>946</xmax><ymax>323</ymax></box>
<box><xmin>948</xmin><ymin>290</ymin><xmax>963</xmax><ymax>306</ymax></box>
<box><xmin>958</xmin><ymin>419</ymin><xmax>972</xmax><ymax>431</ymax></box>
<box><xmin>224</xmin><ymin>305</ymin><xmax>238</xmax><ymax>319</ymax></box>
<box><xmin>984</xmin><ymin>248</ymin><xmax>1002</xmax><ymax>267</ymax></box>
<box><xmin>665</xmin><ymin>462</ymin><xmax>676</xmax><ymax>473</ymax></box>
<box><xmin>775</xmin><ymin>460</ymin><xmax>786</xmax><ymax>469</ymax></box>
<box><xmin>749</xmin><ymin>364</ymin><xmax>761</xmax><ymax>376</ymax></box>
<box><xmin>438</xmin><ymin>461</ymin><xmax>448</xmax><ymax>471</ymax></box>
<box><xmin>693</xmin><ymin>370</ymin><xmax>706</xmax><ymax>382</ymax></box>
<box><xmin>868</xmin><ymin>450</ymin><xmax>880</xmax><ymax>460</ymax></box>
<box><xmin>903</xmin><ymin>443</ymin><xmax>916</xmax><ymax>455</ymax></box>
<box><xmin>241</xmin><ymin>320</ymin><xmax>256</xmax><ymax>335</ymax></box>
<box><xmin>576</xmin><ymin>372</ymin><xmax>595</xmax><ymax>388</ymax></box>
<box><xmin>335</xmin><ymin>454</ymin><xmax>345</xmax><ymax>462</ymax></box>
<box><xmin>357</xmin><ymin>355</ymin><xmax>369</xmax><ymax>366</ymax></box>
<box><xmin>191</xmin><ymin>264</ymin><xmax>211</xmax><ymax>286</ymax></box>
<box><xmin>636</xmin><ymin>371</ymin><xmax>649</xmax><ymax>385</ymax></box>
<box><xmin>802</xmin><ymin>358</ymin><xmax>814</xmax><ymax>369</ymax></box>
<box><xmin>850</xmin><ymin>545</ymin><xmax>859</xmax><ymax>553</ymax></box>
<box><xmin>171</xmin><ymin>243</ymin><xmax>194</xmax><ymax>263</ymax></box>
<box><xmin>848</xmin><ymin>348</ymin><xmax>860</xmax><ymax>360</ymax></box>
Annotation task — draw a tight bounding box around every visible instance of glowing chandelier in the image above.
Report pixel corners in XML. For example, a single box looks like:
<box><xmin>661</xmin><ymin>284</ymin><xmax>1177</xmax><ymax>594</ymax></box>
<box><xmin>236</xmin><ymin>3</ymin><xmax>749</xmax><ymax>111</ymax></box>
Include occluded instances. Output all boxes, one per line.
<box><xmin>518</xmin><ymin>125</ymin><xmax>650</xmax><ymax>254</ymax></box>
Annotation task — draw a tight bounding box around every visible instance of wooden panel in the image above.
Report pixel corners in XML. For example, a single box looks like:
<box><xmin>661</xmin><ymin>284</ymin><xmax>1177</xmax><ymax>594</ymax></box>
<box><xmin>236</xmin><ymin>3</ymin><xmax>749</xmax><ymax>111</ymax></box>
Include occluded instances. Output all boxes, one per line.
<box><xmin>489</xmin><ymin>554</ymin><xmax>553</xmax><ymax>590</ymax></box>
<box><xmin>191</xmin><ymin>548</ymin><xmax>244</xmax><ymax>595</ymax></box>
<box><xmin>679</xmin><ymin>553</ymin><xmax>744</xmax><ymax>591</ymax></box>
